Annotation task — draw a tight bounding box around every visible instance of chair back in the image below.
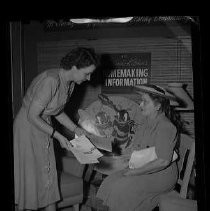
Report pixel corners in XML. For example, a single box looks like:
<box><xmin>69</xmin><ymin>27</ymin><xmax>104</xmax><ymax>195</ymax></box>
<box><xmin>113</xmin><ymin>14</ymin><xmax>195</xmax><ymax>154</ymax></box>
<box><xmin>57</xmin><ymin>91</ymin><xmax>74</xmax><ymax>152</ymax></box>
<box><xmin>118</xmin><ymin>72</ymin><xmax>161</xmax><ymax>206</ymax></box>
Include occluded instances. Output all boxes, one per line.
<box><xmin>176</xmin><ymin>134</ymin><xmax>195</xmax><ymax>198</ymax></box>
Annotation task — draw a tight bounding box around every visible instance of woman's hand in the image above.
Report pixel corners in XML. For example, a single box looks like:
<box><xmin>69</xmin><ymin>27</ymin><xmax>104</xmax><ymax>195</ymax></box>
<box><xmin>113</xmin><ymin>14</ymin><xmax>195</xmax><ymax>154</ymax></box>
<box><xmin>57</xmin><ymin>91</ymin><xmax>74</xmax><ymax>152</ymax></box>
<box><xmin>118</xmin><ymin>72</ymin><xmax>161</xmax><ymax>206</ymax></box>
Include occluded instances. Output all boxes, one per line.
<box><xmin>54</xmin><ymin>131</ymin><xmax>72</xmax><ymax>150</ymax></box>
<box><xmin>74</xmin><ymin>127</ymin><xmax>87</xmax><ymax>137</ymax></box>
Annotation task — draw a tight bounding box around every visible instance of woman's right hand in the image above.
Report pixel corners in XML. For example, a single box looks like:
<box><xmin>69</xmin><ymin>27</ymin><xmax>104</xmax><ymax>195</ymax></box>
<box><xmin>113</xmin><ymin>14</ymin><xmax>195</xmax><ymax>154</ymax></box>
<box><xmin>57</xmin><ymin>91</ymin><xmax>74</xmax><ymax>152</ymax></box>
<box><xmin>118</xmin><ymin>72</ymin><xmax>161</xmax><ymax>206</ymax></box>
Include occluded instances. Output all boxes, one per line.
<box><xmin>54</xmin><ymin>131</ymin><xmax>72</xmax><ymax>150</ymax></box>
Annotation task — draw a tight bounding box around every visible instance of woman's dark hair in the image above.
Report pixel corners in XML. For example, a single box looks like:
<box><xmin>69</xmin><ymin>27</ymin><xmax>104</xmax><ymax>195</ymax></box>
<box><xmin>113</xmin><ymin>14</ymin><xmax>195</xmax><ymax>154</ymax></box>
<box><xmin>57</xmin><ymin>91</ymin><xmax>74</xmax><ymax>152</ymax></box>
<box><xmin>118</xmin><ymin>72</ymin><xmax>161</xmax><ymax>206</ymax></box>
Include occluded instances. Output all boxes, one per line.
<box><xmin>148</xmin><ymin>92</ymin><xmax>187</xmax><ymax>135</ymax></box>
<box><xmin>60</xmin><ymin>47</ymin><xmax>99</xmax><ymax>70</ymax></box>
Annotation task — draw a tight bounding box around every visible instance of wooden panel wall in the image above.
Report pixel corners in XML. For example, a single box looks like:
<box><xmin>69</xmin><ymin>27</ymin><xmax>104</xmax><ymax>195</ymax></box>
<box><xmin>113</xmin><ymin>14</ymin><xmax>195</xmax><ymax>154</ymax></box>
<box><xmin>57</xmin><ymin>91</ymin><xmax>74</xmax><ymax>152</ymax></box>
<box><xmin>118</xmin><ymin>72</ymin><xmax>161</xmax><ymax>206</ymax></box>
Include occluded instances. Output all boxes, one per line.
<box><xmin>37</xmin><ymin>36</ymin><xmax>194</xmax><ymax>136</ymax></box>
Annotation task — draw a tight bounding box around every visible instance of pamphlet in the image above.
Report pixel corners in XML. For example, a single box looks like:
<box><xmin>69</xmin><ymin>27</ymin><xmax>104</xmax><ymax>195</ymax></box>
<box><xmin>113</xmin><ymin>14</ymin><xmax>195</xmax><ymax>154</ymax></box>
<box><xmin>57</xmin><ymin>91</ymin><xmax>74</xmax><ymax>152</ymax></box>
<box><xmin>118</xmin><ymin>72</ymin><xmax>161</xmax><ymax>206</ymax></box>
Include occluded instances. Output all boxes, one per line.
<box><xmin>68</xmin><ymin>135</ymin><xmax>103</xmax><ymax>164</ymax></box>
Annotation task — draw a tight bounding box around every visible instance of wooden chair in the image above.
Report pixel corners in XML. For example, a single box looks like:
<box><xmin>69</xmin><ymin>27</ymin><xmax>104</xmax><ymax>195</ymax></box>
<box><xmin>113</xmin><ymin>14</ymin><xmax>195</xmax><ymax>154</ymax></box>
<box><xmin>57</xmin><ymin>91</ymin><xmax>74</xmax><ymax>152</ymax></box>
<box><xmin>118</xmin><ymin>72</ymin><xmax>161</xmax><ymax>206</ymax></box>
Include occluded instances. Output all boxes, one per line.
<box><xmin>159</xmin><ymin>133</ymin><xmax>196</xmax><ymax>210</ymax></box>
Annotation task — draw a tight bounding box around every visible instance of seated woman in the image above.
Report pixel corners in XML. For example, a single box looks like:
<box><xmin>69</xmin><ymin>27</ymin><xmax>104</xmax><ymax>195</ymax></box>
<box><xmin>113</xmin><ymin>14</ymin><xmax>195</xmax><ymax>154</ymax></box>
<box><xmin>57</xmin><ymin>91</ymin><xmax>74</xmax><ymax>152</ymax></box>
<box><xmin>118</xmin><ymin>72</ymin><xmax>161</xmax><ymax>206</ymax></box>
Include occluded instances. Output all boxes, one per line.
<box><xmin>96</xmin><ymin>84</ymin><xmax>185</xmax><ymax>211</ymax></box>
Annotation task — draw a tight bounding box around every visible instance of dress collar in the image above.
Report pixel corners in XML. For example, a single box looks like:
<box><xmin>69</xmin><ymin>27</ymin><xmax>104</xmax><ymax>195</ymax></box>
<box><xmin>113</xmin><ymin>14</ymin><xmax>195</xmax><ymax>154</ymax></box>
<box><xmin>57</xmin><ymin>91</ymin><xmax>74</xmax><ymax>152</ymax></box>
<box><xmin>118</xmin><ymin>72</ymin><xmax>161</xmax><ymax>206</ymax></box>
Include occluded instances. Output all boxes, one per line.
<box><xmin>58</xmin><ymin>70</ymin><xmax>70</xmax><ymax>92</ymax></box>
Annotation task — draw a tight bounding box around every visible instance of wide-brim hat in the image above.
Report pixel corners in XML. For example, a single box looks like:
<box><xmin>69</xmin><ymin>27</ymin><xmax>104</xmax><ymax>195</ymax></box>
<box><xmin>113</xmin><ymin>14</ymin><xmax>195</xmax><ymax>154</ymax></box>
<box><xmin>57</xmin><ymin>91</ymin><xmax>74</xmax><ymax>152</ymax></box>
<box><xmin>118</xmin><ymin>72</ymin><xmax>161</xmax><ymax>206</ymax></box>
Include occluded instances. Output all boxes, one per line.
<box><xmin>133</xmin><ymin>84</ymin><xmax>178</xmax><ymax>105</ymax></box>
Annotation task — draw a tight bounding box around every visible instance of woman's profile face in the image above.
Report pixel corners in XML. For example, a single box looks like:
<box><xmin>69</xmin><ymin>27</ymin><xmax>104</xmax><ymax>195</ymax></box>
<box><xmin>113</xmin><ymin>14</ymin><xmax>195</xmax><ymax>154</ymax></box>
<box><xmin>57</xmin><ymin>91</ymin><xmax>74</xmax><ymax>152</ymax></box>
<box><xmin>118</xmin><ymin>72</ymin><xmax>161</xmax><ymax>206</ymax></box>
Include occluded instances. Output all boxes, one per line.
<box><xmin>73</xmin><ymin>64</ymin><xmax>96</xmax><ymax>84</ymax></box>
<box><xmin>139</xmin><ymin>93</ymin><xmax>159</xmax><ymax>117</ymax></box>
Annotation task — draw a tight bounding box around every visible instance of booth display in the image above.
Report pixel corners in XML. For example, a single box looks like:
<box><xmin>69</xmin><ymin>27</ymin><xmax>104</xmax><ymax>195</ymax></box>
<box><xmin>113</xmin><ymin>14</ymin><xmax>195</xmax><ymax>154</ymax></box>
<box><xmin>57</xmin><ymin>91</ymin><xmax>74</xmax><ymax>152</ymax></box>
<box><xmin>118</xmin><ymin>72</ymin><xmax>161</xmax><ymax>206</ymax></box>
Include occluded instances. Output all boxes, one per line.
<box><xmin>79</xmin><ymin>94</ymin><xmax>142</xmax><ymax>155</ymax></box>
<box><xmin>78</xmin><ymin>94</ymin><xmax>143</xmax><ymax>174</ymax></box>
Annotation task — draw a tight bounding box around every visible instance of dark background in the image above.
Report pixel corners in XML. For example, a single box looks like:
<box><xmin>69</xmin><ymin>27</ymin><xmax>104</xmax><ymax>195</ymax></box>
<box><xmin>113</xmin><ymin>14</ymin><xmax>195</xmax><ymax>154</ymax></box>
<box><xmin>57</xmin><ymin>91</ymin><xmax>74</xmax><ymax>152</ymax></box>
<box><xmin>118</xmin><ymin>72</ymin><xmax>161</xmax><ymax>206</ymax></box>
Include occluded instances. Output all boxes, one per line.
<box><xmin>1</xmin><ymin>16</ymin><xmax>208</xmax><ymax>211</ymax></box>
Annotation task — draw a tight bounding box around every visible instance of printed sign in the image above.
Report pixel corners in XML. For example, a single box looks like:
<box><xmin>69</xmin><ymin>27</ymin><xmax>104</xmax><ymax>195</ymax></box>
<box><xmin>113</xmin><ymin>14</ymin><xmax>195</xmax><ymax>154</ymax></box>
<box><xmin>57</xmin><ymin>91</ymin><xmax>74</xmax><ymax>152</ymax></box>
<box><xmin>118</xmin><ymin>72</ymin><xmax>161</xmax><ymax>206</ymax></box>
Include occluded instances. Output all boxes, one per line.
<box><xmin>101</xmin><ymin>53</ymin><xmax>151</xmax><ymax>94</ymax></box>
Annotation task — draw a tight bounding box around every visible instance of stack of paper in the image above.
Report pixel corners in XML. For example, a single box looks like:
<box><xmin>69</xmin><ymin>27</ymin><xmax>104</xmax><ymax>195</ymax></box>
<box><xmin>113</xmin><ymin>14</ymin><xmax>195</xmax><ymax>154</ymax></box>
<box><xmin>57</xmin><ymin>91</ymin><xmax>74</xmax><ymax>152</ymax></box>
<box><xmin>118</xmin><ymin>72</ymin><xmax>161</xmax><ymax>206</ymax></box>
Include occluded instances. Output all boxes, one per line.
<box><xmin>68</xmin><ymin>135</ymin><xmax>103</xmax><ymax>164</ymax></box>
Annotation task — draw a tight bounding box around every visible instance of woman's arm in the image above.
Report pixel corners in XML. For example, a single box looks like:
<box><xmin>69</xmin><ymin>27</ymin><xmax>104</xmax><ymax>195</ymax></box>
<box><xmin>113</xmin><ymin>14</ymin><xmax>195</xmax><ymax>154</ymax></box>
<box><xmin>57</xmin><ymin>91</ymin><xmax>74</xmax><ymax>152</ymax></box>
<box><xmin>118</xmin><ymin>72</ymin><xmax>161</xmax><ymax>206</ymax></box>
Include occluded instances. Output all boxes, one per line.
<box><xmin>124</xmin><ymin>122</ymin><xmax>177</xmax><ymax>176</ymax></box>
<box><xmin>27</xmin><ymin>74</ymin><xmax>73</xmax><ymax>149</ymax></box>
<box><xmin>124</xmin><ymin>158</ymin><xmax>169</xmax><ymax>176</ymax></box>
<box><xmin>55</xmin><ymin>112</ymin><xmax>77</xmax><ymax>132</ymax></box>
<box><xmin>27</xmin><ymin>102</ymin><xmax>71</xmax><ymax>149</ymax></box>
<box><xmin>55</xmin><ymin>112</ymin><xmax>86</xmax><ymax>136</ymax></box>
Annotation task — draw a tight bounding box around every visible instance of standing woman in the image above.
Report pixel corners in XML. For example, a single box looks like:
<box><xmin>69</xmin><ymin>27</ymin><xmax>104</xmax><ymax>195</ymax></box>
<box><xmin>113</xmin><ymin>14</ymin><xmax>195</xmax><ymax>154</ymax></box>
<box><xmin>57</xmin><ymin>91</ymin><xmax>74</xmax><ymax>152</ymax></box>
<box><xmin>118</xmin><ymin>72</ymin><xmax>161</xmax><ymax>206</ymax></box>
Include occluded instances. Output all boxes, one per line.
<box><xmin>14</xmin><ymin>47</ymin><xmax>98</xmax><ymax>211</ymax></box>
<box><xmin>96</xmin><ymin>84</ymin><xmax>185</xmax><ymax>211</ymax></box>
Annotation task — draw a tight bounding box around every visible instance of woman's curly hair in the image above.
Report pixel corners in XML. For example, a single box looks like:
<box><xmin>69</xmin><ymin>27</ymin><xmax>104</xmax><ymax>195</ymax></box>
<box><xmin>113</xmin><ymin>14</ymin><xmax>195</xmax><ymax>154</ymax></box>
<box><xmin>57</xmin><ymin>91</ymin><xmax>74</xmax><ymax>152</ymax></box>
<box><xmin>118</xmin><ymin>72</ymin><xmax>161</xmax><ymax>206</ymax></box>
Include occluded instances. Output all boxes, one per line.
<box><xmin>60</xmin><ymin>47</ymin><xmax>99</xmax><ymax>70</ymax></box>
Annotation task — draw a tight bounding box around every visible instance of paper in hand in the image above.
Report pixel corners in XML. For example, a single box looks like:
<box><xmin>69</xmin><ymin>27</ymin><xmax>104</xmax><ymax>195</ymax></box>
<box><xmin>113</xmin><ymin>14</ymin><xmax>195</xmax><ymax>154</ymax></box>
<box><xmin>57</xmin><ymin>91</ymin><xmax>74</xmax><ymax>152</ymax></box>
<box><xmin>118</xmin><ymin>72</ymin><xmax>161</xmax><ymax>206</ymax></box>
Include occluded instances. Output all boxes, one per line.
<box><xmin>68</xmin><ymin>135</ymin><xmax>103</xmax><ymax>164</ymax></box>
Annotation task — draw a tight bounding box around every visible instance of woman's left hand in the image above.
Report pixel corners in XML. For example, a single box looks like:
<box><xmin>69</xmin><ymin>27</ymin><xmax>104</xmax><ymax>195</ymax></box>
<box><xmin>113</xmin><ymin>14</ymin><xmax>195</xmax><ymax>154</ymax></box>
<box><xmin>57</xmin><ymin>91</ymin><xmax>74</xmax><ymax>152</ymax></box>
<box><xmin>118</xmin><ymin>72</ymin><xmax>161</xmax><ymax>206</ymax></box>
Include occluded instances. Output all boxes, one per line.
<box><xmin>74</xmin><ymin>127</ymin><xmax>87</xmax><ymax>137</ymax></box>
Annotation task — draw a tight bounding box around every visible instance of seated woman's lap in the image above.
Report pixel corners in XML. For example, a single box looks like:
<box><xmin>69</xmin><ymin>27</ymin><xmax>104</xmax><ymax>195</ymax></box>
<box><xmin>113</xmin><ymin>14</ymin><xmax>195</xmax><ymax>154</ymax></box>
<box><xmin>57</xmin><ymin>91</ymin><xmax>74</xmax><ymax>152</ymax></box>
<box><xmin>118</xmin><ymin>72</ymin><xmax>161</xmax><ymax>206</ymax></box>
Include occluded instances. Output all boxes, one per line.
<box><xmin>98</xmin><ymin>165</ymin><xmax>177</xmax><ymax>197</ymax></box>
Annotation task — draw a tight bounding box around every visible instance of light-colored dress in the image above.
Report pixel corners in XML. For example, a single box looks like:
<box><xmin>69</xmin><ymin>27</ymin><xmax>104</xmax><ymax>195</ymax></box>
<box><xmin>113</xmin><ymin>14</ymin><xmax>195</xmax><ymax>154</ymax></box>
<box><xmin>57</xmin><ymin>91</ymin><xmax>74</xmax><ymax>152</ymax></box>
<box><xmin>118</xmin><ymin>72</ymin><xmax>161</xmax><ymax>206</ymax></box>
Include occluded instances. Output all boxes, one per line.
<box><xmin>96</xmin><ymin>113</ymin><xmax>178</xmax><ymax>211</ymax></box>
<box><xmin>13</xmin><ymin>69</ymin><xmax>75</xmax><ymax>210</ymax></box>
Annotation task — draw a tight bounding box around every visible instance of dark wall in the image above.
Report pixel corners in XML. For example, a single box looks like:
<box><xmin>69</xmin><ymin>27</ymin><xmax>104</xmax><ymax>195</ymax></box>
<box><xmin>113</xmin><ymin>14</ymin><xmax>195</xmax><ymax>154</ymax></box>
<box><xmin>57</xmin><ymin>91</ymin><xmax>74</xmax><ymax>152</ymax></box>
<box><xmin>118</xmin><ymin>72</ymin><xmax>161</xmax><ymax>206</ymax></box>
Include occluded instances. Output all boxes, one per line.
<box><xmin>22</xmin><ymin>21</ymin><xmax>193</xmax><ymax>134</ymax></box>
<box><xmin>22</xmin><ymin>21</ymin><xmax>191</xmax><ymax>91</ymax></box>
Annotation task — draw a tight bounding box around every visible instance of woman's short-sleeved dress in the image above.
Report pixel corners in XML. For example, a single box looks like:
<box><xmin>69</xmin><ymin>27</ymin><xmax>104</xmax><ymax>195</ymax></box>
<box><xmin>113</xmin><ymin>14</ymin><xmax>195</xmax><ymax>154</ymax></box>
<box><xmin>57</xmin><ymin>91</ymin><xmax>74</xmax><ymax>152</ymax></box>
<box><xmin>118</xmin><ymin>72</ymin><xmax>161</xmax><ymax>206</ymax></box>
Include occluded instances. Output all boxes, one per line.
<box><xmin>13</xmin><ymin>69</ymin><xmax>75</xmax><ymax>210</ymax></box>
<box><xmin>96</xmin><ymin>113</ymin><xmax>178</xmax><ymax>211</ymax></box>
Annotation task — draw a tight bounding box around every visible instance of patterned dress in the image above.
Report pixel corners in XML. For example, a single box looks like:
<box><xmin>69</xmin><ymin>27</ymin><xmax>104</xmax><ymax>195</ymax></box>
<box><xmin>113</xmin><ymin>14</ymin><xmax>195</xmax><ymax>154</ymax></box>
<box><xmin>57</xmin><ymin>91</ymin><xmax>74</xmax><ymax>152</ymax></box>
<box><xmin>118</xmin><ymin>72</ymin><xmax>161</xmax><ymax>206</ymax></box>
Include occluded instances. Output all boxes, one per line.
<box><xmin>96</xmin><ymin>113</ymin><xmax>178</xmax><ymax>211</ymax></box>
<box><xmin>13</xmin><ymin>69</ymin><xmax>75</xmax><ymax>210</ymax></box>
